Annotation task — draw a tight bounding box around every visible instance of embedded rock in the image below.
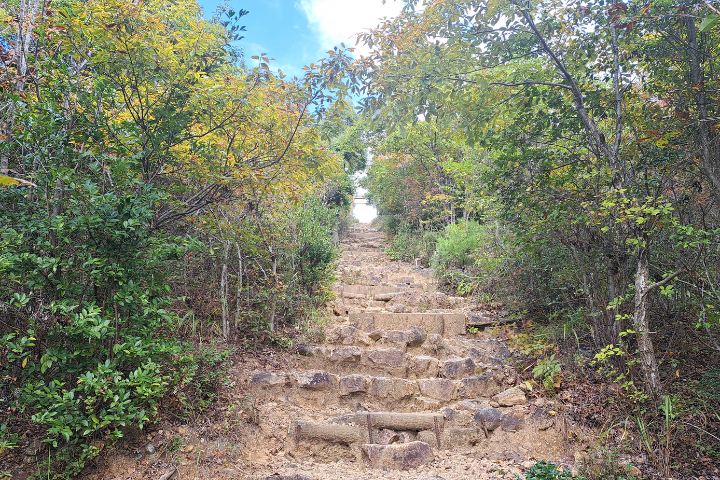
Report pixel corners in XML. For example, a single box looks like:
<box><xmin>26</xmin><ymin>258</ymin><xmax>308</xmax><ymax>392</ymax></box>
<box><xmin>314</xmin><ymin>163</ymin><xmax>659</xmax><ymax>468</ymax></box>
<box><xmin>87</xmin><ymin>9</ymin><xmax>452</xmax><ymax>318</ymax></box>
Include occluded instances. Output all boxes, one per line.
<box><xmin>366</xmin><ymin>348</ymin><xmax>405</xmax><ymax>368</ymax></box>
<box><xmin>331</xmin><ymin>346</ymin><xmax>362</xmax><ymax>363</ymax></box>
<box><xmin>251</xmin><ymin>372</ymin><xmax>286</xmax><ymax>386</ymax></box>
<box><xmin>296</xmin><ymin>371</ymin><xmax>338</xmax><ymax>390</ymax></box>
<box><xmin>492</xmin><ymin>387</ymin><xmax>527</xmax><ymax>406</ymax></box>
<box><xmin>362</xmin><ymin>441</ymin><xmax>434</xmax><ymax>470</ymax></box>
<box><xmin>338</xmin><ymin>374</ymin><xmax>369</xmax><ymax>396</ymax></box>
<box><xmin>369</xmin><ymin>377</ymin><xmax>416</xmax><ymax>399</ymax></box>
<box><xmin>473</xmin><ymin>407</ymin><xmax>502</xmax><ymax>431</ymax></box>
<box><xmin>459</xmin><ymin>375</ymin><xmax>496</xmax><ymax>398</ymax></box>
<box><xmin>408</xmin><ymin>355</ymin><xmax>440</xmax><ymax>378</ymax></box>
<box><xmin>417</xmin><ymin>378</ymin><xmax>456</xmax><ymax>402</ymax></box>
<box><xmin>376</xmin><ymin>429</ymin><xmax>399</xmax><ymax>445</ymax></box>
<box><xmin>440</xmin><ymin>357</ymin><xmax>476</xmax><ymax>379</ymax></box>
<box><xmin>456</xmin><ymin>399</ymin><xmax>487</xmax><ymax>412</ymax></box>
<box><xmin>406</xmin><ymin>326</ymin><xmax>427</xmax><ymax>347</ymax></box>
<box><xmin>501</xmin><ymin>411</ymin><xmax>525</xmax><ymax>432</ymax></box>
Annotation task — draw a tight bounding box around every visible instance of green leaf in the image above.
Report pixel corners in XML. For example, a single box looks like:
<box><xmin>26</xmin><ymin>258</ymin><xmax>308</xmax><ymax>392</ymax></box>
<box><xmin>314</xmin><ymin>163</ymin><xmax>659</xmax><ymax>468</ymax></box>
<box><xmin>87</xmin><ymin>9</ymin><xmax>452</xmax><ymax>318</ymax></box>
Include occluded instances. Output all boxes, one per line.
<box><xmin>699</xmin><ymin>14</ymin><xmax>719</xmax><ymax>33</ymax></box>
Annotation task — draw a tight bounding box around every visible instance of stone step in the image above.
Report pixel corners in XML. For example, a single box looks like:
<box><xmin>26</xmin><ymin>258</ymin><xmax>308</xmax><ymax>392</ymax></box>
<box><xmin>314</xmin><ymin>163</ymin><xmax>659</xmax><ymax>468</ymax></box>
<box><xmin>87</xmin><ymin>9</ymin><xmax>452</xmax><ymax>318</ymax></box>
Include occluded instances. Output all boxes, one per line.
<box><xmin>288</xmin><ymin>405</ymin><xmax>535</xmax><ymax>451</ymax></box>
<box><xmin>250</xmin><ymin>369</ymin><xmax>507</xmax><ymax>404</ymax></box>
<box><xmin>336</xmin><ymin>285</ymin><xmax>416</xmax><ymax>297</ymax></box>
<box><xmin>305</xmin><ymin>346</ymin><xmax>498</xmax><ymax>381</ymax></box>
<box><xmin>349</xmin><ymin>312</ymin><xmax>467</xmax><ymax>337</ymax></box>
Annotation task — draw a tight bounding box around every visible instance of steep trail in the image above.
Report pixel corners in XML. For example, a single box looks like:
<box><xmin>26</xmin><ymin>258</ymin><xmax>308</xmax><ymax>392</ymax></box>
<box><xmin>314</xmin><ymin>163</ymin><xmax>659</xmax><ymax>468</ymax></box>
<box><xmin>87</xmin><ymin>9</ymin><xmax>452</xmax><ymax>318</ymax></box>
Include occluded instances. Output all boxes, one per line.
<box><xmin>244</xmin><ymin>223</ymin><xmax>578</xmax><ymax>480</ymax></box>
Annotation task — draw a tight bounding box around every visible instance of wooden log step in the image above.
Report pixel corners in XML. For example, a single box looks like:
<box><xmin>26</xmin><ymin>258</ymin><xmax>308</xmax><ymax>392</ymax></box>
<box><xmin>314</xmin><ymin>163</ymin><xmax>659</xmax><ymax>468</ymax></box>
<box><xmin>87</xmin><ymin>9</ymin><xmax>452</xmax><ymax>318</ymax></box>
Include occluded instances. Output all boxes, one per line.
<box><xmin>353</xmin><ymin>412</ymin><xmax>444</xmax><ymax>431</ymax></box>
<box><xmin>290</xmin><ymin>421</ymin><xmax>364</xmax><ymax>444</ymax></box>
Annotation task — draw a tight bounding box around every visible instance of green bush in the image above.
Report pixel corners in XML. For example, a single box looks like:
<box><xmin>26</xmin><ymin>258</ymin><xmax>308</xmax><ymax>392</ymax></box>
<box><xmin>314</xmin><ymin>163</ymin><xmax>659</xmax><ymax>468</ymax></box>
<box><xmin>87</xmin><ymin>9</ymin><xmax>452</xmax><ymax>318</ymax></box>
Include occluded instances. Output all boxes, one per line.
<box><xmin>385</xmin><ymin>224</ymin><xmax>439</xmax><ymax>264</ymax></box>
<box><xmin>521</xmin><ymin>461</ymin><xmax>586</xmax><ymax>480</ymax></box>
<box><xmin>432</xmin><ymin>220</ymin><xmax>485</xmax><ymax>267</ymax></box>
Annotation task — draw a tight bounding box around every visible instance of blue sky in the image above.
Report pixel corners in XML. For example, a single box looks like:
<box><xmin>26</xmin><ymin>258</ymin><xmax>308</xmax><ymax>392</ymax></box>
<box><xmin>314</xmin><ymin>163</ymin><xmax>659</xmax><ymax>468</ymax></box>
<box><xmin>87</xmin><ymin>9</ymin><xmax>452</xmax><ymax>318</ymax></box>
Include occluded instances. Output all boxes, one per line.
<box><xmin>196</xmin><ymin>0</ymin><xmax>404</xmax><ymax>80</ymax></box>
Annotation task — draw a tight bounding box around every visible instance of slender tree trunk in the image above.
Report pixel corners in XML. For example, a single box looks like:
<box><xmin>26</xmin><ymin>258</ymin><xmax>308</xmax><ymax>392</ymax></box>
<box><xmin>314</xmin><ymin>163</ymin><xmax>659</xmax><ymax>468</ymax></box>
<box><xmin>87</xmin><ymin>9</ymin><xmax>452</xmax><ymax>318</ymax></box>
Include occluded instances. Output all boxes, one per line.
<box><xmin>632</xmin><ymin>244</ymin><xmax>662</xmax><ymax>397</ymax></box>
<box><xmin>235</xmin><ymin>243</ymin><xmax>242</xmax><ymax>334</ymax></box>
<box><xmin>1</xmin><ymin>0</ymin><xmax>42</xmax><ymax>174</ymax></box>
<box><xmin>685</xmin><ymin>15</ymin><xmax>720</xmax><ymax>203</ymax></box>
<box><xmin>269</xmin><ymin>247</ymin><xmax>277</xmax><ymax>332</ymax></box>
<box><xmin>221</xmin><ymin>241</ymin><xmax>230</xmax><ymax>339</ymax></box>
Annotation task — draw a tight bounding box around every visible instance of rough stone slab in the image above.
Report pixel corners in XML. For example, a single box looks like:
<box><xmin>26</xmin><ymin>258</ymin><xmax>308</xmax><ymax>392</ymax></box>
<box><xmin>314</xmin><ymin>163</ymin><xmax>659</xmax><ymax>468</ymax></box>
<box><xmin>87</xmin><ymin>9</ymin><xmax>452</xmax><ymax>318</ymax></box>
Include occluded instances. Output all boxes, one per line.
<box><xmin>443</xmin><ymin>314</ymin><xmax>467</xmax><ymax>336</ymax></box>
<box><xmin>417</xmin><ymin>378</ymin><xmax>457</xmax><ymax>402</ymax></box>
<box><xmin>339</xmin><ymin>374</ymin><xmax>369</xmax><ymax>395</ymax></box>
<box><xmin>296</xmin><ymin>371</ymin><xmax>338</xmax><ymax>390</ymax></box>
<box><xmin>373</xmin><ymin>292</ymin><xmax>405</xmax><ymax>301</ymax></box>
<box><xmin>459</xmin><ymin>375</ymin><xmax>496</xmax><ymax>398</ymax></box>
<box><xmin>350</xmin><ymin>313</ymin><xmax>465</xmax><ymax>336</ymax></box>
<box><xmin>362</xmin><ymin>442</ymin><xmax>434</xmax><ymax>470</ymax></box>
<box><xmin>291</xmin><ymin>421</ymin><xmax>363</xmax><ymax>444</ymax></box>
<box><xmin>368</xmin><ymin>377</ymin><xmax>416</xmax><ymax>399</ymax></box>
<box><xmin>440</xmin><ymin>358</ymin><xmax>476</xmax><ymax>379</ymax></box>
<box><xmin>342</xmin><ymin>292</ymin><xmax>367</xmax><ymax>300</ymax></box>
<box><xmin>331</xmin><ymin>346</ymin><xmax>362</xmax><ymax>362</ymax></box>
<box><xmin>365</xmin><ymin>348</ymin><xmax>405</xmax><ymax>368</ymax></box>
<box><xmin>251</xmin><ymin>372</ymin><xmax>286</xmax><ymax>386</ymax></box>
<box><xmin>492</xmin><ymin>387</ymin><xmax>527</xmax><ymax>406</ymax></box>
<box><xmin>354</xmin><ymin>412</ymin><xmax>444</xmax><ymax>431</ymax></box>
<box><xmin>473</xmin><ymin>407</ymin><xmax>502</xmax><ymax>431</ymax></box>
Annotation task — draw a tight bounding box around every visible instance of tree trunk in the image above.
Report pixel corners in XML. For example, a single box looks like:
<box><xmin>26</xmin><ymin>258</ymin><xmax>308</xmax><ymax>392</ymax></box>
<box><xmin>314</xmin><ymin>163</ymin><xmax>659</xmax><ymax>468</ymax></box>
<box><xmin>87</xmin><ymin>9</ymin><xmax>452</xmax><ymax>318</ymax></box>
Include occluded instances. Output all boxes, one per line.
<box><xmin>269</xmin><ymin>247</ymin><xmax>277</xmax><ymax>332</ymax></box>
<box><xmin>1</xmin><ymin>0</ymin><xmax>42</xmax><ymax>174</ymax></box>
<box><xmin>632</xmin><ymin>245</ymin><xmax>662</xmax><ymax>397</ymax></box>
<box><xmin>221</xmin><ymin>242</ymin><xmax>230</xmax><ymax>339</ymax></box>
<box><xmin>685</xmin><ymin>15</ymin><xmax>720</xmax><ymax>204</ymax></box>
<box><xmin>234</xmin><ymin>243</ymin><xmax>242</xmax><ymax>335</ymax></box>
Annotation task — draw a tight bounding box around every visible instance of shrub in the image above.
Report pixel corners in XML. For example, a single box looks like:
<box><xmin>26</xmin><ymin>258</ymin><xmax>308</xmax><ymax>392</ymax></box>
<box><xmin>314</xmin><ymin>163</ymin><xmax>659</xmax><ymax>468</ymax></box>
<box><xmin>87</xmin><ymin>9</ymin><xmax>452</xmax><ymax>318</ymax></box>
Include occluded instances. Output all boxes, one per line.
<box><xmin>522</xmin><ymin>461</ymin><xmax>586</xmax><ymax>480</ymax></box>
<box><xmin>433</xmin><ymin>220</ymin><xmax>485</xmax><ymax>268</ymax></box>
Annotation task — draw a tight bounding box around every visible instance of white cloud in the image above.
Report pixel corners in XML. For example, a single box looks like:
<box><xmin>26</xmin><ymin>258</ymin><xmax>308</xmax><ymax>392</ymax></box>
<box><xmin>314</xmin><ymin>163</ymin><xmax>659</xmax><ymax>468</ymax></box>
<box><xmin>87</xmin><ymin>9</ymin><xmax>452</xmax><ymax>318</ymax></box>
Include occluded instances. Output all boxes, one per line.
<box><xmin>297</xmin><ymin>0</ymin><xmax>404</xmax><ymax>57</ymax></box>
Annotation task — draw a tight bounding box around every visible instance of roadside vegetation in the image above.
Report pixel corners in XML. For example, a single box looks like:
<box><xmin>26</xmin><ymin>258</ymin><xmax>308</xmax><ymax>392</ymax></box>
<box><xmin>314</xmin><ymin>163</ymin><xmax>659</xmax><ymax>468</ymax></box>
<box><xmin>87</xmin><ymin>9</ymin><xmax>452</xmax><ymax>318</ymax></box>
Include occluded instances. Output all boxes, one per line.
<box><xmin>355</xmin><ymin>1</ymin><xmax>720</xmax><ymax>477</ymax></box>
<box><xmin>0</xmin><ymin>1</ymin><xmax>361</xmax><ymax>477</ymax></box>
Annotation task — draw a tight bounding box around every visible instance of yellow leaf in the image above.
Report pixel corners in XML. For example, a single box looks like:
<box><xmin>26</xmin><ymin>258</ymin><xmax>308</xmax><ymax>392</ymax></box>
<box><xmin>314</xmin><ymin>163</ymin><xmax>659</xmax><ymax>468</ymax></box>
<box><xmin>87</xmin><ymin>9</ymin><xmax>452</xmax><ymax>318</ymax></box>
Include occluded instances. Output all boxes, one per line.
<box><xmin>22</xmin><ymin>357</ymin><xmax>27</xmax><ymax>368</ymax></box>
<box><xmin>548</xmin><ymin>410</ymin><xmax>557</xmax><ymax>416</ymax></box>
<box><xmin>0</xmin><ymin>174</ymin><xmax>36</xmax><ymax>187</ymax></box>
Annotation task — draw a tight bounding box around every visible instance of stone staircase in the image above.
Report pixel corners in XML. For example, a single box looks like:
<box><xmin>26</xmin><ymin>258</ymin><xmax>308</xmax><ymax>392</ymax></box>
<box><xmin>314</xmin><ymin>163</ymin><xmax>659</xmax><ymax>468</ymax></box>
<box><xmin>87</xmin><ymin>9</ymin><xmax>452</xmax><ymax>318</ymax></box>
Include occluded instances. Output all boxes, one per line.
<box><xmin>247</xmin><ymin>224</ymin><xmax>573</xmax><ymax>479</ymax></box>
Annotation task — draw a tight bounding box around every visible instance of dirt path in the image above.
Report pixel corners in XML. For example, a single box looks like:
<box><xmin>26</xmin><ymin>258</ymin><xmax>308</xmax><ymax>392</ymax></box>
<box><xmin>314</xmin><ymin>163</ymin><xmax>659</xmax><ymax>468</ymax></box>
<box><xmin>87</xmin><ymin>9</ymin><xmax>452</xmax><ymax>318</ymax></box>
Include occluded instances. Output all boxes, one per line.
<box><xmin>89</xmin><ymin>224</ymin><xmax>580</xmax><ymax>480</ymax></box>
